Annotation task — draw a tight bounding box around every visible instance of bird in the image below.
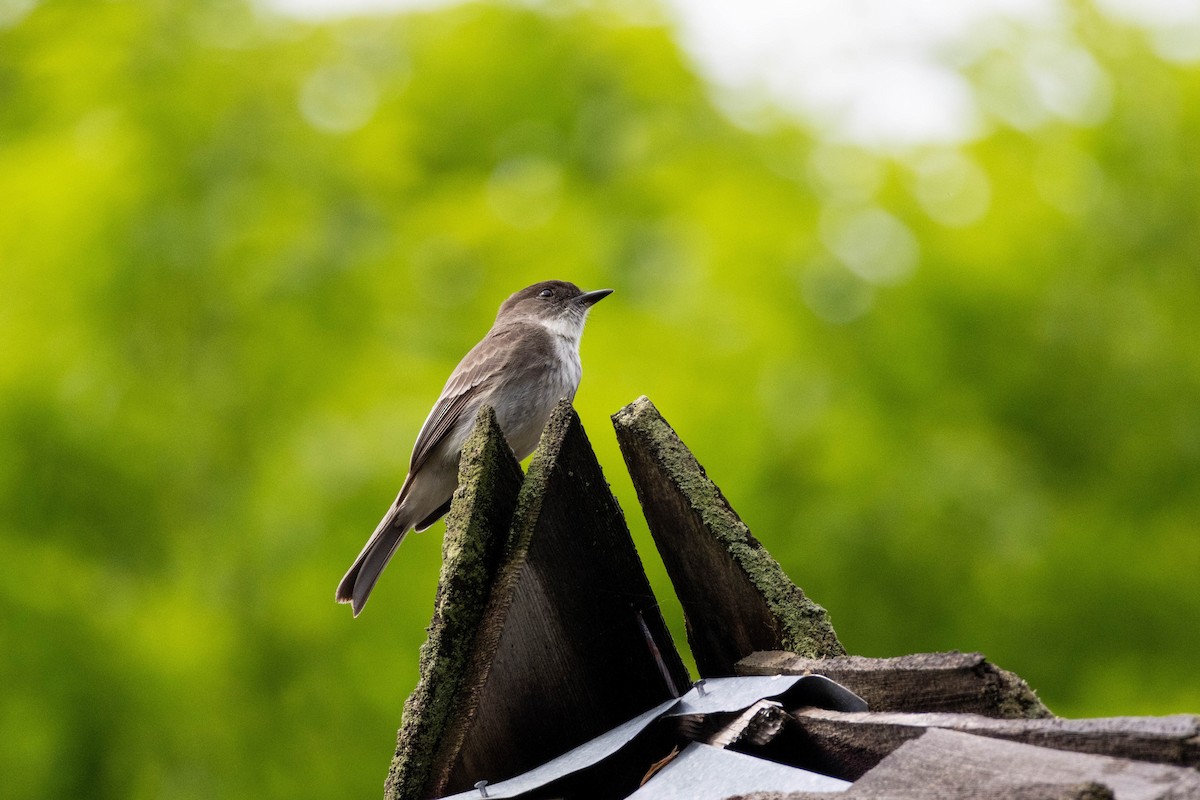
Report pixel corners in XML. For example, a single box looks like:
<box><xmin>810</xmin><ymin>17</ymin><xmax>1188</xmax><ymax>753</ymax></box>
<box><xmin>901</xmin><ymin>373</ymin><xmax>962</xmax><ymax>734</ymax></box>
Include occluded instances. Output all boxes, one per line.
<box><xmin>336</xmin><ymin>280</ymin><xmax>612</xmax><ymax>616</ymax></box>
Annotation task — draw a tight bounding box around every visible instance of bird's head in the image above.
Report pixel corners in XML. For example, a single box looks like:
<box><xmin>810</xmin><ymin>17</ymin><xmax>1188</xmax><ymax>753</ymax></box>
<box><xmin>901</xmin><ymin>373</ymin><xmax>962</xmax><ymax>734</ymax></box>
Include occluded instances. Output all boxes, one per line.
<box><xmin>496</xmin><ymin>281</ymin><xmax>612</xmax><ymax>331</ymax></box>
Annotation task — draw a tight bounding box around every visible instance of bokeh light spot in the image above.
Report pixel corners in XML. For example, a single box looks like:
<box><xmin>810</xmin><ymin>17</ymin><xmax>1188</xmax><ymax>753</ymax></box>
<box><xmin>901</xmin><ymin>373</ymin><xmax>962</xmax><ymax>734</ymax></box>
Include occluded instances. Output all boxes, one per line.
<box><xmin>820</xmin><ymin>205</ymin><xmax>920</xmax><ymax>285</ymax></box>
<box><xmin>807</xmin><ymin>144</ymin><xmax>884</xmax><ymax>203</ymax></box>
<box><xmin>298</xmin><ymin>63</ymin><xmax>379</xmax><ymax>134</ymax></box>
<box><xmin>911</xmin><ymin>150</ymin><xmax>992</xmax><ymax>227</ymax></box>
<box><xmin>1026</xmin><ymin>41</ymin><xmax>1113</xmax><ymax>126</ymax></box>
<box><xmin>0</xmin><ymin>0</ymin><xmax>35</xmax><ymax>29</ymax></box>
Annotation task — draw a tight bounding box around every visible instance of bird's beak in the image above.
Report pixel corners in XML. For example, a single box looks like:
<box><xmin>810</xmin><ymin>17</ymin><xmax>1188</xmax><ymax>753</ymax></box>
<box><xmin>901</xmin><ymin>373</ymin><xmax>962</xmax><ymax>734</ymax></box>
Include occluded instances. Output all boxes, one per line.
<box><xmin>578</xmin><ymin>288</ymin><xmax>613</xmax><ymax>307</ymax></box>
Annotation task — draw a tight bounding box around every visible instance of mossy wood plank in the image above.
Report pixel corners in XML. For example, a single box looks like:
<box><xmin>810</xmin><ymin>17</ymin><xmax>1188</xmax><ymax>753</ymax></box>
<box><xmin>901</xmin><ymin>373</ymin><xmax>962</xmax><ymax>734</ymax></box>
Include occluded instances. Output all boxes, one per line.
<box><xmin>433</xmin><ymin>400</ymin><xmax>690</xmax><ymax>796</ymax></box>
<box><xmin>384</xmin><ymin>407</ymin><xmax>524</xmax><ymax>800</ymax></box>
<box><xmin>612</xmin><ymin>396</ymin><xmax>844</xmax><ymax>677</ymax></box>
<box><xmin>788</xmin><ymin>707</ymin><xmax>1200</xmax><ymax>780</ymax></box>
<box><xmin>737</xmin><ymin>650</ymin><xmax>1051</xmax><ymax>719</ymax></box>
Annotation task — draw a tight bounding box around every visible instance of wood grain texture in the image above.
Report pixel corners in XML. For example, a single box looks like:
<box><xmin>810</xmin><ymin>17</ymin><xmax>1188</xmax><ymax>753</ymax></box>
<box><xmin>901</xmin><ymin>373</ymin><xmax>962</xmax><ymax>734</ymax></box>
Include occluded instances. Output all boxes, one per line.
<box><xmin>848</xmin><ymin>728</ymin><xmax>1200</xmax><ymax>800</ymax></box>
<box><xmin>732</xmin><ymin>727</ymin><xmax>1197</xmax><ymax>799</ymax></box>
<box><xmin>737</xmin><ymin>650</ymin><xmax>1051</xmax><ymax>719</ymax></box>
<box><xmin>789</xmin><ymin>708</ymin><xmax>1200</xmax><ymax>780</ymax></box>
<box><xmin>385</xmin><ymin>407</ymin><xmax>524</xmax><ymax>800</ymax></box>
<box><xmin>612</xmin><ymin>396</ymin><xmax>845</xmax><ymax>678</ymax></box>
<box><xmin>434</xmin><ymin>400</ymin><xmax>690</xmax><ymax>796</ymax></box>
<box><xmin>735</xmin><ymin>780</ymin><xmax>1117</xmax><ymax>800</ymax></box>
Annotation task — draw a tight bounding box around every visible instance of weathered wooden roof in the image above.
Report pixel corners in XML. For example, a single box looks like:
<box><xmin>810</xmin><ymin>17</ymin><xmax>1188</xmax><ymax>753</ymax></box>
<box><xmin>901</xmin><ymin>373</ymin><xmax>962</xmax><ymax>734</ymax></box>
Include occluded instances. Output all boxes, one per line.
<box><xmin>387</xmin><ymin>402</ymin><xmax>687</xmax><ymax>799</ymax></box>
<box><xmin>380</xmin><ymin>397</ymin><xmax>1200</xmax><ymax>800</ymax></box>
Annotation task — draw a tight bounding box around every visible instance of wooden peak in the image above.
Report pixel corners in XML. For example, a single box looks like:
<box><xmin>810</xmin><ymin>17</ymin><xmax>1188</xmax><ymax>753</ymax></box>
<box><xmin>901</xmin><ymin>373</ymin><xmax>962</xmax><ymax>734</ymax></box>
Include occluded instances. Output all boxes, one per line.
<box><xmin>387</xmin><ymin>401</ymin><xmax>688</xmax><ymax>800</ymax></box>
<box><xmin>613</xmin><ymin>395</ymin><xmax>845</xmax><ymax>676</ymax></box>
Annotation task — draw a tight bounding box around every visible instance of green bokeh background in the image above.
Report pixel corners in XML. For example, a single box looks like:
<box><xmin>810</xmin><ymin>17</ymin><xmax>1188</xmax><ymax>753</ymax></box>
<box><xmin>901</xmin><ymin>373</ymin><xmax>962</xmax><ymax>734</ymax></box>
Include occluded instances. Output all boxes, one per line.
<box><xmin>2</xmin><ymin>1</ymin><xmax>1198</xmax><ymax>797</ymax></box>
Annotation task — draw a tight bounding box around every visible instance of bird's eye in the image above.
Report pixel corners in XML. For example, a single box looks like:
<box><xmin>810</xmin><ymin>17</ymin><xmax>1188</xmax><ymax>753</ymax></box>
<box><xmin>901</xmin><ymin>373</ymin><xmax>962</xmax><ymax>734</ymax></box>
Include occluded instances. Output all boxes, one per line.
<box><xmin>538</xmin><ymin>288</ymin><xmax>553</xmax><ymax>298</ymax></box>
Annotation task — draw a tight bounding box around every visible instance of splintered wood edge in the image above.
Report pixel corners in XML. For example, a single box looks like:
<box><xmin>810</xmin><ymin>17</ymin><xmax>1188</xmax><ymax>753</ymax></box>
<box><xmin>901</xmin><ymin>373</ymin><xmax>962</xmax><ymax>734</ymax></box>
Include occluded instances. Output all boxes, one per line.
<box><xmin>736</xmin><ymin>651</ymin><xmax>1052</xmax><ymax>720</ymax></box>
<box><xmin>612</xmin><ymin>395</ymin><xmax>844</xmax><ymax>659</ymax></box>
<box><xmin>737</xmin><ymin>781</ymin><xmax>1116</xmax><ymax>800</ymax></box>
<box><xmin>849</xmin><ymin>727</ymin><xmax>1198</xmax><ymax>799</ymax></box>
<box><xmin>792</xmin><ymin>707</ymin><xmax>1200</xmax><ymax>769</ymax></box>
<box><xmin>385</xmin><ymin>406</ymin><xmax>523</xmax><ymax>800</ymax></box>
<box><xmin>507</xmin><ymin>398</ymin><xmax>576</xmax><ymax>553</ymax></box>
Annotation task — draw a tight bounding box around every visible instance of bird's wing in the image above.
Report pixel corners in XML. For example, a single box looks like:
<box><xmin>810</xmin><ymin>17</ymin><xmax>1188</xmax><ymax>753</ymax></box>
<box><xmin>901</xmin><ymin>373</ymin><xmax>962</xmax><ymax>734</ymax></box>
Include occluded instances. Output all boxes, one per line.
<box><xmin>406</xmin><ymin>327</ymin><xmax>516</xmax><ymax>475</ymax></box>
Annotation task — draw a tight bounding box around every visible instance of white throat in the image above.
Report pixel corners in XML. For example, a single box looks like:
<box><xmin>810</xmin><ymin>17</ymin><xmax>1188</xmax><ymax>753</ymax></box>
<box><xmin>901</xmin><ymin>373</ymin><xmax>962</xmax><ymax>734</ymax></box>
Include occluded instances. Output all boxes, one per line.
<box><xmin>536</xmin><ymin>314</ymin><xmax>585</xmax><ymax>349</ymax></box>
<box><xmin>536</xmin><ymin>314</ymin><xmax>585</xmax><ymax>394</ymax></box>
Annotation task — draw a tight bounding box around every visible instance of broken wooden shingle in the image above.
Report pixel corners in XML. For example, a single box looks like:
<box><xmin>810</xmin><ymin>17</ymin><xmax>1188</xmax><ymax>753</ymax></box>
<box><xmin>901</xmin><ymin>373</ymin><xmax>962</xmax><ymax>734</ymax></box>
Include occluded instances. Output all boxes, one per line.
<box><xmin>612</xmin><ymin>396</ymin><xmax>845</xmax><ymax>677</ymax></box>
<box><xmin>786</xmin><ymin>707</ymin><xmax>1200</xmax><ymax>779</ymax></box>
<box><xmin>736</xmin><ymin>779</ymin><xmax>1117</xmax><ymax>800</ymax></box>
<box><xmin>735</xmin><ymin>725</ymin><xmax>1199</xmax><ymax>800</ymax></box>
<box><xmin>737</xmin><ymin>650</ymin><xmax>1051</xmax><ymax>719</ymax></box>
<box><xmin>844</xmin><ymin>728</ymin><xmax>1200</xmax><ymax>799</ymax></box>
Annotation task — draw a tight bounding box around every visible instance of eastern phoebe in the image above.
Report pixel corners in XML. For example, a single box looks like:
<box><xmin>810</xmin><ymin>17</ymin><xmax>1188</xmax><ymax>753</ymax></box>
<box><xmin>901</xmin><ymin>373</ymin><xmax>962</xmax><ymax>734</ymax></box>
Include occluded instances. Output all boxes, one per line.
<box><xmin>336</xmin><ymin>280</ymin><xmax>612</xmax><ymax>616</ymax></box>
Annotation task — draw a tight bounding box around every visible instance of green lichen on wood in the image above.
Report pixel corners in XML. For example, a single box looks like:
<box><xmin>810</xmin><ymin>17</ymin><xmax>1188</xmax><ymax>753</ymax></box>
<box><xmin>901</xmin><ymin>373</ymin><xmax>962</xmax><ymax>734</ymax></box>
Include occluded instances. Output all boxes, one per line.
<box><xmin>613</xmin><ymin>395</ymin><xmax>845</xmax><ymax>659</ymax></box>
<box><xmin>425</xmin><ymin>398</ymin><xmax>689</xmax><ymax>787</ymax></box>
<box><xmin>384</xmin><ymin>406</ymin><xmax>523</xmax><ymax>800</ymax></box>
<box><xmin>507</xmin><ymin>398</ymin><xmax>574</xmax><ymax>547</ymax></box>
<box><xmin>989</xmin><ymin>662</ymin><xmax>1053</xmax><ymax>720</ymax></box>
<box><xmin>452</xmin><ymin>402</ymin><xmax>576</xmax><ymax>652</ymax></box>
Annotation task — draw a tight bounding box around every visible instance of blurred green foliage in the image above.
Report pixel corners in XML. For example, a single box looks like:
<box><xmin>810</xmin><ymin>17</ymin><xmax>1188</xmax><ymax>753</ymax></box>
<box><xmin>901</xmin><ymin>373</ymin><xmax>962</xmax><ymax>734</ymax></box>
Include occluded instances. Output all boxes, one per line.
<box><xmin>2</xmin><ymin>0</ymin><xmax>1199</xmax><ymax>798</ymax></box>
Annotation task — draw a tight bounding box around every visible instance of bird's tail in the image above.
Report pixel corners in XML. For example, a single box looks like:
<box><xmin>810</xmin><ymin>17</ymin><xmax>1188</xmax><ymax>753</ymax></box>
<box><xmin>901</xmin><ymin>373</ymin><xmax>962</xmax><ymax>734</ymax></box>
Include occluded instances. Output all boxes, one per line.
<box><xmin>335</xmin><ymin>505</ymin><xmax>411</xmax><ymax>617</ymax></box>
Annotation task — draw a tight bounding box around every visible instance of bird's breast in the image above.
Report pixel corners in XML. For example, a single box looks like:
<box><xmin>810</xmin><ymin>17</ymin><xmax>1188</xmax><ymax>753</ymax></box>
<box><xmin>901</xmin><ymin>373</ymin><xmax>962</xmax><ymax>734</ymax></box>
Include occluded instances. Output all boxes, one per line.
<box><xmin>493</xmin><ymin>335</ymin><xmax>581</xmax><ymax>461</ymax></box>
